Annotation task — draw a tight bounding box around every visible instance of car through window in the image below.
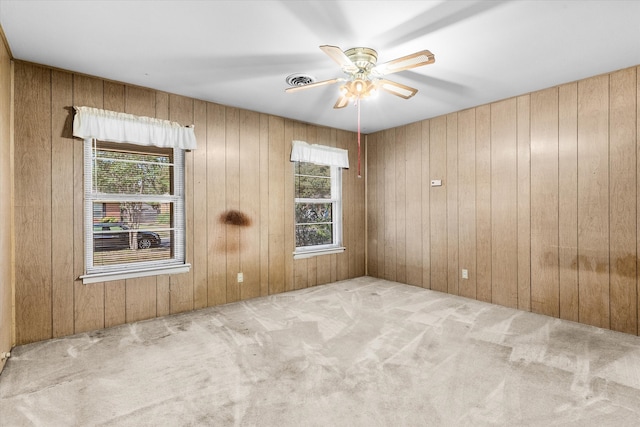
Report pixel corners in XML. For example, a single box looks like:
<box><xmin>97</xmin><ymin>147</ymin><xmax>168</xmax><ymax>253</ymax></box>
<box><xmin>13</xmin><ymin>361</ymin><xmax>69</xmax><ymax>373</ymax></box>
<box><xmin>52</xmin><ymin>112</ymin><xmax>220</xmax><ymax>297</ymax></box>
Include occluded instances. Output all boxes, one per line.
<box><xmin>83</xmin><ymin>140</ymin><xmax>186</xmax><ymax>279</ymax></box>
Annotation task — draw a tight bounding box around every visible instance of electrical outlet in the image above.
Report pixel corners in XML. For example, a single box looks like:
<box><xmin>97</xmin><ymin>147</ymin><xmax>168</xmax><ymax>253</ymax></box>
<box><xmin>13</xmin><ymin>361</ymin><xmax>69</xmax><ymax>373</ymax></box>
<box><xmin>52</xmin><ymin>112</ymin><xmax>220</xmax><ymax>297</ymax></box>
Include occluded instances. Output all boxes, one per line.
<box><xmin>461</xmin><ymin>269</ymin><xmax>468</xmax><ymax>279</ymax></box>
<box><xmin>237</xmin><ymin>272</ymin><xmax>243</xmax><ymax>283</ymax></box>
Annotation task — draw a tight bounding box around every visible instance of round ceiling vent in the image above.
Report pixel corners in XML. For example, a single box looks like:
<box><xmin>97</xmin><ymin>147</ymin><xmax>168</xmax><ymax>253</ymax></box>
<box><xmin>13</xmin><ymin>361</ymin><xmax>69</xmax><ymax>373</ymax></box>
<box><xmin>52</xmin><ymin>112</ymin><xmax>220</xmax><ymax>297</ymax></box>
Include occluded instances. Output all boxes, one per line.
<box><xmin>286</xmin><ymin>73</ymin><xmax>316</xmax><ymax>87</ymax></box>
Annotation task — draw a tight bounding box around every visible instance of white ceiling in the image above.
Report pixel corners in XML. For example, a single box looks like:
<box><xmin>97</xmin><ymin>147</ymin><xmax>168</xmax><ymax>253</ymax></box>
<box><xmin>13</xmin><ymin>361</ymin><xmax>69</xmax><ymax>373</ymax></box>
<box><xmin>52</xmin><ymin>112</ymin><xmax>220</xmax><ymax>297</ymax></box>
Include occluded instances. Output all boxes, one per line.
<box><xmin>1</xmin><ymin>0</ymin><xmax>639</xmax><ymax>133</ymax></box>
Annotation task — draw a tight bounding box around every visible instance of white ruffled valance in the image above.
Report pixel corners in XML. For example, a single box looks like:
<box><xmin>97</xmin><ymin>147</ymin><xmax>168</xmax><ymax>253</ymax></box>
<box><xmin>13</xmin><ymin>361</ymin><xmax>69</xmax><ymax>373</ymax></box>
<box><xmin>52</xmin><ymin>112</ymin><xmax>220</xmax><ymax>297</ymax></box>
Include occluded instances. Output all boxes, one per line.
<box><xmin>73</xmin><ymin>106</ymin><xmax>197</xmax><ymax>150</ymax></box>
<box><xmin>290</xmin><ymin>140</ymin><xmax>349</xmax><ymax>168</ymax></box>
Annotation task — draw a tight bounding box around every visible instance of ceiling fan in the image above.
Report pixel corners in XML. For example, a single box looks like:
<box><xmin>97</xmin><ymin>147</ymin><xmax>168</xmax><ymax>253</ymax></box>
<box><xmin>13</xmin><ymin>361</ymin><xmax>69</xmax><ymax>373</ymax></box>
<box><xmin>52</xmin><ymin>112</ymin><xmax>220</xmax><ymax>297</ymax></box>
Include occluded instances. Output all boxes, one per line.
<box><xmin>286</xmin><ymin>45</ymin><xmax>435</xmax><ymax>108</ymax></box>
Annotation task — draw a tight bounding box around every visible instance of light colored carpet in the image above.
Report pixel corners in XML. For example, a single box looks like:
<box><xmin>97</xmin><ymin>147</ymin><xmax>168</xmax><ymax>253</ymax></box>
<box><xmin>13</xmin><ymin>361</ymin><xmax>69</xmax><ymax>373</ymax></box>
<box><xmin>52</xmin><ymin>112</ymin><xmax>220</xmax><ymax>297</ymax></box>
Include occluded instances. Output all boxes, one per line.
<box><xmin>2</xmin><ymin>276</ymin><xmax>640</xmax><ymax>426</ymax></box>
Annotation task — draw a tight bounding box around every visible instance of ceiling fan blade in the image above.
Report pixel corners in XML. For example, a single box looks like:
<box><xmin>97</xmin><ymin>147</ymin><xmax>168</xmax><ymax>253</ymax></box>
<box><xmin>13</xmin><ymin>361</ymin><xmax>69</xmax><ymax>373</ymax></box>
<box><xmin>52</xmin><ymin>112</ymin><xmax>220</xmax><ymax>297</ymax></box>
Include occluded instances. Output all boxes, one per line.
<box><xmin>285</xmin><ymin>78</ymin><xmax>344</xmax><ymax>93</ymax></box>
<box><xmin>320</xmin><ymin>45</ymin><xmax>358</xmax><ymax>73</ymax></box>
<box><xmin>376</xmin><ymin>79</ymin><xmax>419</xmax><ymax>99</ymax></box>
<box><xmin>333</xmin><ymin>95</ymin><xmax>350</xmax><ymax>109</ymax></box>
<box><xmin>372</xmin><ymin>50</ymin><xmax>435</xmax><ymax>76</ymax></box>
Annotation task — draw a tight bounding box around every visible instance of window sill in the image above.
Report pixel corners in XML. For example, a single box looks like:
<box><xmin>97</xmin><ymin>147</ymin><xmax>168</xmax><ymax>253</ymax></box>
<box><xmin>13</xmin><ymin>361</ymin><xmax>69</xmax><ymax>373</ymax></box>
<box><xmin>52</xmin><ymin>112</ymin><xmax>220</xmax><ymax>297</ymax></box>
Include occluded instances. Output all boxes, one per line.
<box><xmin>293</xmin><ymin>247</ymin><xmax>345</xmax><ymax>260</ymax></box>
<box><xmin>80</xmin><ymin>263</ymin><xmax>191</xmax><ymax>284</ymax></box>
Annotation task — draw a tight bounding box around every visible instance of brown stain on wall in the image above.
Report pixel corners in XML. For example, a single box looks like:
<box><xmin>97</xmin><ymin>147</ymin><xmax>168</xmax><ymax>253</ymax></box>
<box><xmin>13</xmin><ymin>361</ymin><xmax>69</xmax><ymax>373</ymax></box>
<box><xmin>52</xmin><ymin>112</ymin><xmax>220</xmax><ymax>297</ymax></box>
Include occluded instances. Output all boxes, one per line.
<box><xmin>220</xmin><ymin>210</ymin><xmax>252</xmax><ymax>227</ymax></box>
<box><xmin>615</xmin><ymin>254</ymin><xmax>637</xmax><ymax>279</ymax></box>
<box><xmin>218</xmin><ymin>210</ymin><xmax>252</xmax><ymax>253</ymax></box>
<box><xmin>545</xmin><ymin>251</ymin><xmax>635</xmax><ymax>278</ymax></box>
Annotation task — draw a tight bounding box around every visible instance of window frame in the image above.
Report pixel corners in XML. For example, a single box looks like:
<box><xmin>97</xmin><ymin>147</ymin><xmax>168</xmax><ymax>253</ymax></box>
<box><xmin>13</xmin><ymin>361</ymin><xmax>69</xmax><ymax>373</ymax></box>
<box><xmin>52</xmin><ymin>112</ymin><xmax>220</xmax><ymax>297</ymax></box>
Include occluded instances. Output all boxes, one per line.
<box><xmin>293</xmin><ymin>161</ymin><xmax>345</xmax><ymax>259</ymax></box>
<box><xmin>80</xmin><ymin>138</ymin><xmax>190</xmax><ymax>284</ymax></box>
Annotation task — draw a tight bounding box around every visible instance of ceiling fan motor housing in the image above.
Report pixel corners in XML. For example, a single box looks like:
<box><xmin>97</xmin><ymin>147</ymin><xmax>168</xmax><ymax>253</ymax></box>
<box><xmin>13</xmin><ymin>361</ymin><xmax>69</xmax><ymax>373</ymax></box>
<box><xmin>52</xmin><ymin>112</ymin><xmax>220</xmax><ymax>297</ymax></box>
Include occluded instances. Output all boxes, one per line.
<box><xmin>343</xmin><ymin>47</ymin><xmax>378</xmax><ymax>72</ymax></box>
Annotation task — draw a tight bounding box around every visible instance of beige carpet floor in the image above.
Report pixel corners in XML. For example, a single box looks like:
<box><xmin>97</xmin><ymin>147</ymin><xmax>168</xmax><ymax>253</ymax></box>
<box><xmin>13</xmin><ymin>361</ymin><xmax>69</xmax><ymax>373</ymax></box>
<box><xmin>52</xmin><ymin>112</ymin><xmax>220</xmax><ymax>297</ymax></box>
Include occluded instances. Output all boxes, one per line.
<box><xmin>1</xmin><ymin>276</ymin><xmax>640</xmax><ymax>426</ymax></box>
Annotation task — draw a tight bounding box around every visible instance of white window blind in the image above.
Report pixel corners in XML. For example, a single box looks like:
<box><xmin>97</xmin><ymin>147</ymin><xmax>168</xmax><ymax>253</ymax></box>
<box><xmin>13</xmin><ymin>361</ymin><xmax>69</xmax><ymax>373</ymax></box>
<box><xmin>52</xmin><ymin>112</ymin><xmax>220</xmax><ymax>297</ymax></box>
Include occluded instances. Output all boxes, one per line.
<box><xmin>75</xmin><ymin>107</ymin><xmax>193</xmax><ymax>284</ymax></box>
<box><xmin>291</xmin><ymin>141</ymin><xmax>346</xmax><ymax>258</ymax></box>
<box><xmin>82</xmin><ymin>141</ymin><xmax>188</xmax><ymax>282</ymax></box>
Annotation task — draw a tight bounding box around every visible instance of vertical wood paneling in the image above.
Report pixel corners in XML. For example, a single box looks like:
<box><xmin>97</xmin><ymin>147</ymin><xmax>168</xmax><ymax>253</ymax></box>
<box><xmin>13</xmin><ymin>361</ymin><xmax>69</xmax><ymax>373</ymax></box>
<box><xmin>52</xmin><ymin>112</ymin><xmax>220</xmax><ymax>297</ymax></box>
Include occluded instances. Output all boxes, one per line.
<box><xmin>376</xmin><ymin>132</ymin><xmax>386</xmax><ymax>280</ymax></box>
<box><xmin>240</xmin><ymin>110</ymin><xmax>262</xmax><ymax>299</ymax></box>
<box><xmin>284</xmin><ymin>121</ymin><xmax>296</xmax><ymax>289</ymax></box>
<box><xmin>517</xmin><ymin>95</ymin><xmax>531</xmax><ymax>312</ymax></box>
<box><xmin>343</xmin><ymin>129</ymin><xmax>357</xmax><ymax>279</ymax></box>
<box><xmin>293</xmin><ymin>258</ymin><xmax>308</xmax><ymax>290</ymax></box>
<box><xmin>315</xmin><ymin>256</ymin><xmax>331</xmax><ymax>285</ymax></box>
<box><xmin>156</xmin><ymin>92</ymin><xmax>169</xmax><ymax>117</ymax></box>
<box><xmin>168</xmin><ymin>94</ymin><xmax>194</xmax><ymax>313</ymax></box>
<box><xmin>354</xmin><ymin>134</ymin><xmax>366</xmax><ymax>278</ymax></box>
<box><xmin>73</xmin><ymin>74</ymin><xmax>105</xmax><ymax>334</ymax></box>
<box><xmin>395</xmin><ymin>127</ymin><xmax>407</xmax><ymax>283</ymax></box>
<box><xmin>225</xmin><ymin>107</ymin><xmax>241</xmax><ymax>302</ymax></box>
<box><xmin>336</xmin><ymin>130</ymin><xmax>353</xmax><ymax>281</ymax></box>
<box><xmin>15</xmin><ymin>63</ymin><xmax>53</xmax><ymax>343</ymax></box>
<box><xmin>104</xmin><ymin>280</ymin><xmax>125</xmax><ymax>328</ymax></box>
<box><xmin>491</xmin><ymin>99</ymin><xmax>518</xmax><ymax>309</ymax></box>
<box><xmin>421</xmin><ymin>120</ymin><xmax>431</xmax><ymax>289</ymax></box>
<box><xmin>476</xmin><ymin>105</ymin><xmax>492</xmax><ymax>303</ymax></box>
<box><xmin>384</xmin><ymin>129</ymin><xmax>397</xmax><ymax>281</ymax></box>
<box><xmin>530</xmin><ymin>88</ymin><xmax>559</xmax><ymax>317</ymax></box>
<box><xmin>609</xmin><ymin>67</ymin><xmax>637</xmax><ymax>334</ymax></box>
<box><xmin>268</xmin><ymin>116</ymin><xmax>285</xmax><ymax>295</ymax></box>
<box><xmin>558</xmin><ymin>83</ymin><xmax>579</xmax><ymax>322</ymax></box>
<box><xmin>405</xmin><ymin>122</ymin><xmax>422</xmax><ymax>286</ymax></box>
<box><xmin>0</xmin><ymin>41</ymin><xmax>12</xmax><ymax>365</ymax></box>
<box><xmin>192</xmin><ymin>99</ymin><xmax>209</xmax><ymax>309</ymax></box>
<box><xmin>366</xmin><ymin>134</ymin><xmax>379</xmax><ymax>278</ymax></box>
<box><xmin>207</xmin><ymin>103</ymin><xmax>227</xmax><ymax>305</ymax></box>
<box><xmin>51</xmin><ymin>70</ymin><xmax>75</xmax><ymax>337</ymax></box>
<box><xmin>430</xmin><ymin>117</ymin><xmax>447</xmax><ymax>292</ymax></box>
<box><xmin>458</xmin><ymin>109</ymin><xmax>476</xmax><ymax>299</ymax></box>
<box><xmin>637</xmin><ymin>65</ymin><xmax>640</xmax><ymax>334</ymax></box>
<box><xmin>104</xmin><ymin>81</ymin><xmax>126</xmax><ymax>111</ymax></box>
<box><xmin>364</xmin><ymin>66</ymin><xmax>640</xmax><ymax>338</ymax></box>
<box><xmin>446</xmin><ymin>114</ymin><xmax>459</xmax><ymax>295</ymax></box>
<box><xmin>125</xmin><ymin>276</ymin><xmax>156</xmax><ymax>323</ymax></box>
<box><xmin>366</xmin><ymin>132</ymin><xmax>376</xmax><ymax>278</ymax></box>
<box><xmin>123</xmin><ymin>87</ymin><xmax>154</xmax><ymax>121</ymax></box>
<box><xmin>156</xmin><ymin>276</ymin><xmax>170</xmax><ymax>318</ymax></box>
<box><xmin>577</xmin><ymin>75</ymin><xmax>610</xmax><ymax>329</ymax></box>
<box><xmin>259</xmin><ymin>114</ymin><xmax>270</xmax><ymax>296</ymax></box>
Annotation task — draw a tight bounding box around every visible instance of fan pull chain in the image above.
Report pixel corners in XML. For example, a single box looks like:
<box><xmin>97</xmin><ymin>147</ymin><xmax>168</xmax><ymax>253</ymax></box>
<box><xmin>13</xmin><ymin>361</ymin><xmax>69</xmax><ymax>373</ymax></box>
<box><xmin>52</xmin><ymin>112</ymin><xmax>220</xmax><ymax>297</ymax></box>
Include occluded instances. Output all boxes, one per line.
<box><xmin>357</xmin><ymin>97</ymin><xmax>361</xmax><ymax>178</ymax></box>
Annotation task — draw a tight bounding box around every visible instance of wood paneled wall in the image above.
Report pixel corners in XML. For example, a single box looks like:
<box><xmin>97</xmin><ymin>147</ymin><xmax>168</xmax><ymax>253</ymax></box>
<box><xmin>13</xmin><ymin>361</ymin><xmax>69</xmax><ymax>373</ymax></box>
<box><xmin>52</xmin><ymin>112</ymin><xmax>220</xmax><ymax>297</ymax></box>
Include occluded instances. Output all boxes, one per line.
<box><xmin>13</xmin><ymin>61</ymin><xmax>365</xmax><ymax>345</ymax></box>
<box><xmin>0</xmin><ymin>31</ymin><xmax>13</xmax><ymax>371</ymax></box>
<box><xmin>12</xmin><ymin>58</ymin><xmax>640</xmax><ymax>344</ymax></box>
<box><xmin>367</xmin><ymin>65</ymin><xmax>640</xmax><ymax>335</ymax></box>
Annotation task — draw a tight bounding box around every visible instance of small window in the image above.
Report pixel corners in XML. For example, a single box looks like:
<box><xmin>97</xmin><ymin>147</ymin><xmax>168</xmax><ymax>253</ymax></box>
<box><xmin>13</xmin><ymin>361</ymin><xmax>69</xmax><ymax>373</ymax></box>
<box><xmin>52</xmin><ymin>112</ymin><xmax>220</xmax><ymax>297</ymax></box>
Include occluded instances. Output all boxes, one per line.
<box><xmin>294</xmin><ymin>161</ymin><xmax>344</xmax><ymax>258</ymax></box>
<box><xmin>83</xmin><ymin>139</ymin><xmax>188</xmax><ymax>282</ymax></box>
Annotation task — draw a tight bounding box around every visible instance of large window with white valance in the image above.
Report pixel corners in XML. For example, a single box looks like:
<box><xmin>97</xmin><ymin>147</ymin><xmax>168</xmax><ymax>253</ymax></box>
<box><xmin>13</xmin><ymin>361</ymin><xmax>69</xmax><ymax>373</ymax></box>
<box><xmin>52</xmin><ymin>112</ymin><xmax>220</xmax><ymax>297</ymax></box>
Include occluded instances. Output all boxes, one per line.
<box><xmin>291</xmin><ymin>140</ymin><xmax>348</xmax><ymax>259</ymax></box>
<box><xmin>74</xmin><ymin>107</ymin><xmax>195</xmax><ymax>283</ymax></box>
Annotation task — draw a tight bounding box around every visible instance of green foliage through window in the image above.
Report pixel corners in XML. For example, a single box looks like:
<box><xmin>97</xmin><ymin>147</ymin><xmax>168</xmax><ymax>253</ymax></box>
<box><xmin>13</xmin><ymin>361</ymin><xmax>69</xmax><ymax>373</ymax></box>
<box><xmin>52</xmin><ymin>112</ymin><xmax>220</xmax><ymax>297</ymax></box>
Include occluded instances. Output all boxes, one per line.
<box><xmin>86</xmin><ymin>140</ymin><xmax>183</xmax><ymax>272</ymax></box>
<box><xmin>94</xmin><ymin>150</ymin><xmax>171</xmax><ymax>196</ymax></box>
<box><xmin>294</xmin><ymin>161</ymin><xmax>340</xmax><ymax>249</ymax></box>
